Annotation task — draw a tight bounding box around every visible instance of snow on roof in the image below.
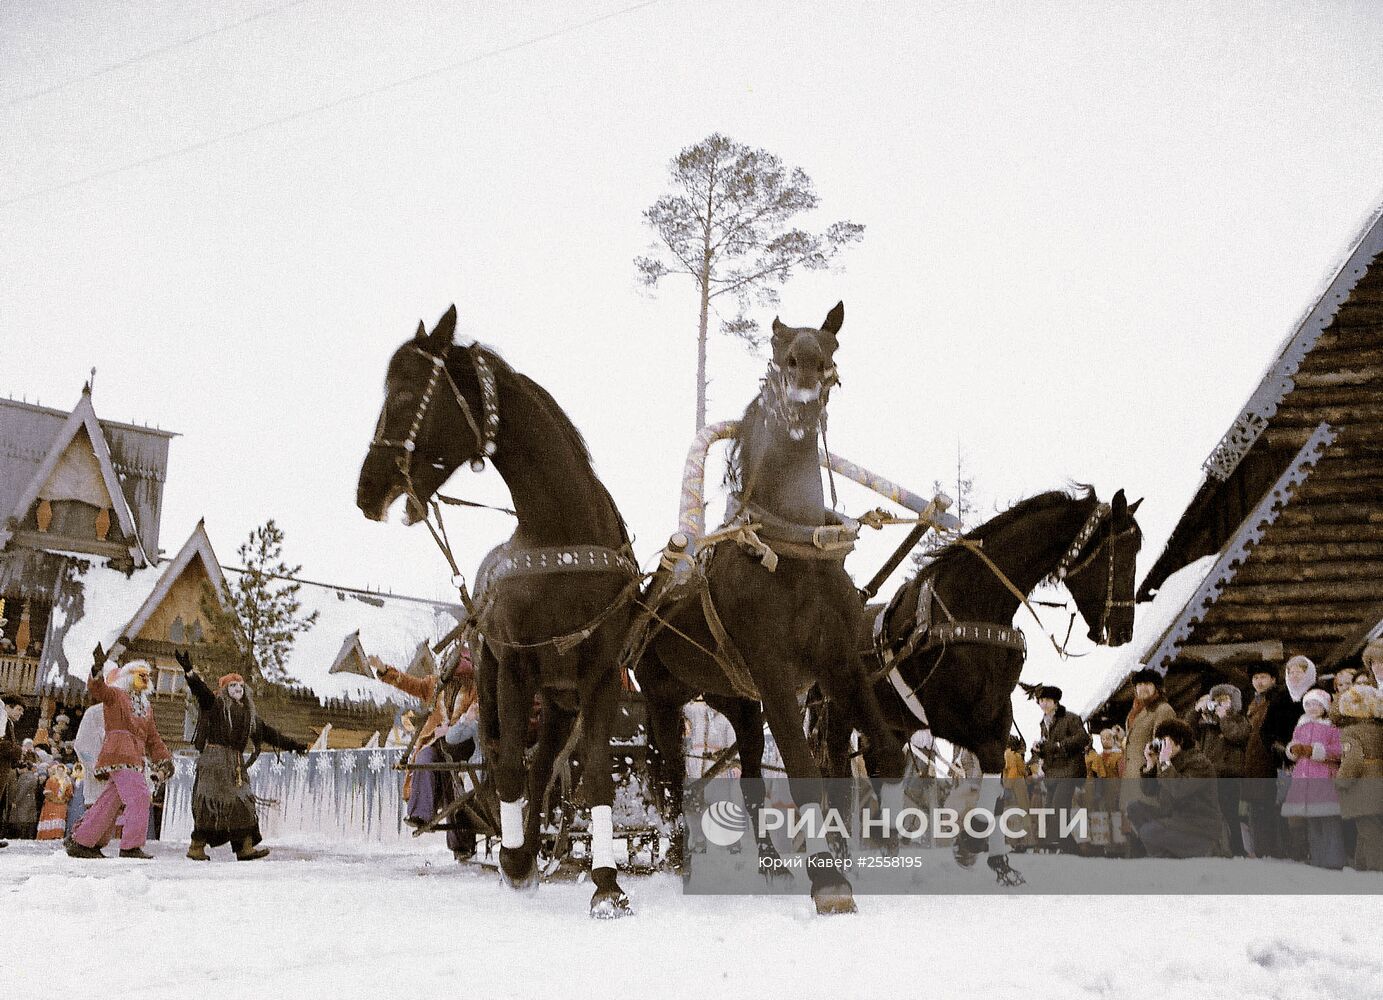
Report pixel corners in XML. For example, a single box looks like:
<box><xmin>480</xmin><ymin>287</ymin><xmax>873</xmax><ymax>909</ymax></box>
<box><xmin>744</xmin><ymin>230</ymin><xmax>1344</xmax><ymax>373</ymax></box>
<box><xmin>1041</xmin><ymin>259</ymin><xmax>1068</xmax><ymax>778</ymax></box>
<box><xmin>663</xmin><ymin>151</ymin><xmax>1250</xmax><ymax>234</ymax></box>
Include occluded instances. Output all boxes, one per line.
<box><xmin>44</xmin><ymin>534</ymin><xmax>462</xmax><ymax>707</ymax></box>
<box><xmin>1074</xmin><ymin>555</ymin><xmax>1218</xmax><ymax>718</ymax></box>
<box><xmin>48</xmin><ymin>557</ymin><xmax>165</xmax><ymax>688</ymax></box>
<box><xmin>253</xmin><ymin>574</ymin><xmax>462</xmax><ymax>706</ymax></box>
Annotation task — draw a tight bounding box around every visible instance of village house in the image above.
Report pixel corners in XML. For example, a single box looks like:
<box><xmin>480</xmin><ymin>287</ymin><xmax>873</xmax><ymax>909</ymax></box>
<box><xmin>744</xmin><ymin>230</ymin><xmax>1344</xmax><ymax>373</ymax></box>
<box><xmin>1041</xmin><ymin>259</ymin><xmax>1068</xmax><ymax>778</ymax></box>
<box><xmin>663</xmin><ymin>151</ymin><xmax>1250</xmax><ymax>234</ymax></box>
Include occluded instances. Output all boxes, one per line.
<box><xmin>1085</xmin><ymin>200</ymin><xmax>1383</xmax><ymax>724</ymax></box>
<box><xmin>0</xmin><ymin>385</ymin><xmax>462</xmax><ymax>750</ymax></box>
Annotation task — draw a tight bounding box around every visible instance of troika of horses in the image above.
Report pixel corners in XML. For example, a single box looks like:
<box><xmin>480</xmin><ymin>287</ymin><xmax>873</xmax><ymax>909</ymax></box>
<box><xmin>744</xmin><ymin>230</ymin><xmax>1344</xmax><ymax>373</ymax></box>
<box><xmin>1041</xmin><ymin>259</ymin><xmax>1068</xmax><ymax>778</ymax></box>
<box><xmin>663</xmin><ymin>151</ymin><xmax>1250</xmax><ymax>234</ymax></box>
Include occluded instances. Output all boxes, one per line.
<box><xmin>355</xmin><ymin>302</ymin><xmax>1143</xmax><ymax>917</ymax></box>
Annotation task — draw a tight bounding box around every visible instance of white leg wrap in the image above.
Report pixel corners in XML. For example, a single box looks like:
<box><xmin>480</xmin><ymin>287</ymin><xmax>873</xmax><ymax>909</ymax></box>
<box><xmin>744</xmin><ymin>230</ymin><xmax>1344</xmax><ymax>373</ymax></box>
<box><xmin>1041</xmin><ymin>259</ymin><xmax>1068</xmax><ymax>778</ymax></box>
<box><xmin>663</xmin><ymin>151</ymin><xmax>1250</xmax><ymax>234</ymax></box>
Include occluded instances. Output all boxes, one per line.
<box><xmin>591</xmin><ymin>804</ymin><xmax>615</xmax><ymax>871</ymax></box>
<box><xmin>979</xmin><ymin>772</ymin><xmax>1006</xmax><ymax>855</ymax></box>
<box><xmin>500</xmin><ymin>799</ymin><xmax>525</xmax><ymax>850</ymax></box>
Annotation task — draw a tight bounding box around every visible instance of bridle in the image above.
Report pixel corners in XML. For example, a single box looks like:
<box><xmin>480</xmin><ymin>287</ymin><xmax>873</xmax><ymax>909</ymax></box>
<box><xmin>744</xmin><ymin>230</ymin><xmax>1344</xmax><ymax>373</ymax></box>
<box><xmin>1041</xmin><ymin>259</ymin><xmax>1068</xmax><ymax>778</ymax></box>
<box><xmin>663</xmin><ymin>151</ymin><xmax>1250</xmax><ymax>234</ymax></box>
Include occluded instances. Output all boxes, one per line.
<box><xmin>760</xmin><ymin>358</ymin><xmax>839</xmax><ymax>442</ymax></box>
<box><xmin>369</xmin><ymin>341</ymin><xmax>500</xmax><ymax>481</ymax></box>
<box><xmin>1053</xmin><ymin>502</ymin><xmax>1137</xmax><ymax>639</ymax></box>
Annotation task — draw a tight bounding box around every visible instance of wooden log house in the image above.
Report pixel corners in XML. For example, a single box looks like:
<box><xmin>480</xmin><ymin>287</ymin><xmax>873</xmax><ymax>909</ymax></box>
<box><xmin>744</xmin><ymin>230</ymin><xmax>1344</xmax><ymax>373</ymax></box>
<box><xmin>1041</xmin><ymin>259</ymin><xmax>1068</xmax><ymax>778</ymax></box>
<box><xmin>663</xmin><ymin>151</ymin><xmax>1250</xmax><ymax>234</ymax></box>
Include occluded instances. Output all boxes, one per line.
<box><xmin>1086</xmin><ymin>199</ymin><xmax>1383</xmax><ymax>724</ymax></box>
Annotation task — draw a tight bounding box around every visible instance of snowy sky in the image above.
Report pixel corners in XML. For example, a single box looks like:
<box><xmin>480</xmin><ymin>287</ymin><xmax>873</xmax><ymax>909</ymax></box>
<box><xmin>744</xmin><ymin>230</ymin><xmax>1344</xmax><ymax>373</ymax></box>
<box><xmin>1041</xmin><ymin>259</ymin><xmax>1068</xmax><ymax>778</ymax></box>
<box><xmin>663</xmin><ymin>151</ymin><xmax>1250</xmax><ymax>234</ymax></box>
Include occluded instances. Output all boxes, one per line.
<box><xmin>3</xmin><ymin>1</ymin><xmax>1382</xmax><ymax>734</ymax></box>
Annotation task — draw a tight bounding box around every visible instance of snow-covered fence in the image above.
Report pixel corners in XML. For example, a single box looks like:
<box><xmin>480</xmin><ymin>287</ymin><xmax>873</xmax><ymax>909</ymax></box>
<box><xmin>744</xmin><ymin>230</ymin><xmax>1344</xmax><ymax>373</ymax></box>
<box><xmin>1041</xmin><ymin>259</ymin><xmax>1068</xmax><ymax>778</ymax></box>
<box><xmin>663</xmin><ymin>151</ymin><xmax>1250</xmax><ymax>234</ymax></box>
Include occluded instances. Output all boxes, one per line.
<box><xmin>160</xmin><ymin>748</ymin><xmax>409</xmax><ymax>844</ymax></box>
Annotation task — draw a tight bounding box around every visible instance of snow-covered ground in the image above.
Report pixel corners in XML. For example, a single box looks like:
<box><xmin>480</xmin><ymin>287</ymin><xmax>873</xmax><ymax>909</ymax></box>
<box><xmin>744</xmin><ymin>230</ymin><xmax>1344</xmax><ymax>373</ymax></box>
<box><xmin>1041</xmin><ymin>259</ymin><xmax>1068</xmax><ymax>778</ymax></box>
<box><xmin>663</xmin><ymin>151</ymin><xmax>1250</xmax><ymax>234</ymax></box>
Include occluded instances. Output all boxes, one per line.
<box><xmin>6</xmin><ymin>837</ymin><xmax>1383</xmax><ymax>1000</ymax></box>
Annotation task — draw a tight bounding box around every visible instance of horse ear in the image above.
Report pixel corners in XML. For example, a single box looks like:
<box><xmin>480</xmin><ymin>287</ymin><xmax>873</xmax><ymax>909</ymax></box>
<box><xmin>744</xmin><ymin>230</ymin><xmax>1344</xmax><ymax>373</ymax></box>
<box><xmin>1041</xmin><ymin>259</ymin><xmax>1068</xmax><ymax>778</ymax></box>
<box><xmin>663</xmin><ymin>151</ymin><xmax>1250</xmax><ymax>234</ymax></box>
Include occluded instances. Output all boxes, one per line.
<box><xmin>771</xmin><ymin>317</ymin><xmax>785</xmax><ymax>337</ymax></box>
<box><xmin>429</xmin><ymin>305</ymin><xmax>457</xmax><ymax>350</ymax></box>
<box><xmin>821</xmin><ymin>301</ymin><xmax>844</xmax><ymax>336</ymax></box>
<box><xmin>1112</xmin><ymin>489</ymin><xmax>1127</xmax><ymax>517</ymax></box>
<box><xmin>414</xmin><ymin>321</ymin><xmax>426</xmax><ymax>341</ymax></box>
<box><xmin>1129</xmin><ymin>497</ymin><xmax>1144</xmax><ymax>515</ymax></box>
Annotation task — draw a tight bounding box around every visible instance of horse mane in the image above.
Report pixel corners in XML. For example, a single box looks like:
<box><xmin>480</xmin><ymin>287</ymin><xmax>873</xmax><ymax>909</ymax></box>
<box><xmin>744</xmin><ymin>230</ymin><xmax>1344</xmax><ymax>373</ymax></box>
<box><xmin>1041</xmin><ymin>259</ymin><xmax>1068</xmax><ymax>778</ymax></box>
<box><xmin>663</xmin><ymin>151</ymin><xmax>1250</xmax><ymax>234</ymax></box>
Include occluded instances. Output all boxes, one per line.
<box><xmin>915</xmin><ymin>485</ymin><xmax>1095</xmax><ymax>582</ymax></box>
<box><xmin>722</xmin><ymin>396</ymin><xmax>764</xmax><ymax>496</ymax></box>
<box><xmin>472</xmin><ymin>346</ymin><xmax>631</xmax><ymax>547</ymax></box>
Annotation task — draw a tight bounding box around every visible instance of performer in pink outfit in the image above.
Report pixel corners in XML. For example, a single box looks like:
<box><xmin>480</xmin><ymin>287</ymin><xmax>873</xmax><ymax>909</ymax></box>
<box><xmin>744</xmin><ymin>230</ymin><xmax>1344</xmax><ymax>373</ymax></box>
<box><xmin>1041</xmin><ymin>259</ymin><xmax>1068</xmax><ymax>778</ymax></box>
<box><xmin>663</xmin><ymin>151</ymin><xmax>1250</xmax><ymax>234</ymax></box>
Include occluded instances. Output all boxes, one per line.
<box><xmin>66</xmin><ymin>645</ymin><xmax>172</xmax><ymax>859</ymax></box>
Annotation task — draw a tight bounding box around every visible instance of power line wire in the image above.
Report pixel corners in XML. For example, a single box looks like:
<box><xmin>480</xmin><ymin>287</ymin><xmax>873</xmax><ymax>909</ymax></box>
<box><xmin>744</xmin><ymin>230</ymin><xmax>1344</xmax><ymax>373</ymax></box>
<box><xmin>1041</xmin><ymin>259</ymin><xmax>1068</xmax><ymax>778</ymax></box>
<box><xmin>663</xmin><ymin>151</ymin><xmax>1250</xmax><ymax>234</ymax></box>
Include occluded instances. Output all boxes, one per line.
<box><xmin>1</xmin><ymin>0</ymin><xmax>318</xmax><ymax>111</ymax></box>
<box><xmin>2</xmin><ymin>0</ymin><xmax>660</xmax><ymax>210</ymax></box>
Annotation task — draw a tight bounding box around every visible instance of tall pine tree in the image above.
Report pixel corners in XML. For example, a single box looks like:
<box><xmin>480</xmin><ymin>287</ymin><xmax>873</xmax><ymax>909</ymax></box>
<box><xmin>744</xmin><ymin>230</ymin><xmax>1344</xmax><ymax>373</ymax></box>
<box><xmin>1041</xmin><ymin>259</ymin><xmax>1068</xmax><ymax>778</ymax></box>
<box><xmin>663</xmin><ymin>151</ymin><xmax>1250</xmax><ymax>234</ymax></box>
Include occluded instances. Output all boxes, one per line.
<box><xmin>635</xmin><ymin>133</ymin><xmax>864</xmax><ymax>430</ymax></box>
<box><xmin>211</xmin><ymin>520</ymin><xmax>319</xmax><ymax>689</ymax></box>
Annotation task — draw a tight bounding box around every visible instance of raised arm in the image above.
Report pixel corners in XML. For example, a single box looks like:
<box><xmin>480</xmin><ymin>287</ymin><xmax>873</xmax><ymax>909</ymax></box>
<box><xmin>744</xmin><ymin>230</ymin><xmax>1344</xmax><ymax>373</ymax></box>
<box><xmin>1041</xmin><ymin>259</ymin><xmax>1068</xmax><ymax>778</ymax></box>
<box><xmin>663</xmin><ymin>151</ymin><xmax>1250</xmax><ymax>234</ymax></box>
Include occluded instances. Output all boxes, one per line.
<box><xmin>175</xmin><ymin>650</ymin><xmax>216</xmax><ymax>710</ymax></box>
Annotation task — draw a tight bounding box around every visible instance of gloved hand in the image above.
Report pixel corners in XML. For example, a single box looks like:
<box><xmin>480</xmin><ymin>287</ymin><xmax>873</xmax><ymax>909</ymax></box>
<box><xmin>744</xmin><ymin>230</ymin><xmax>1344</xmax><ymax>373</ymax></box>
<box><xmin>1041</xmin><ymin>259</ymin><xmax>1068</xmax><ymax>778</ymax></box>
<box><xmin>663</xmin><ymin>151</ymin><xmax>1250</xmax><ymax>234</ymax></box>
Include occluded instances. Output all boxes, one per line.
<box><xmin>1287</xmin><ymin>743</ymin><xmax>1311</xmax><ymax>761</ymax></box>
<box><xmin>90</xmin><ymin>643</ymin><xmax>105</xmax><ymax>678</ymax></box>
<box><xmin>174</xmin><ymin>649</ymin><xmax>194</xmax><ymax>674</ymax></box>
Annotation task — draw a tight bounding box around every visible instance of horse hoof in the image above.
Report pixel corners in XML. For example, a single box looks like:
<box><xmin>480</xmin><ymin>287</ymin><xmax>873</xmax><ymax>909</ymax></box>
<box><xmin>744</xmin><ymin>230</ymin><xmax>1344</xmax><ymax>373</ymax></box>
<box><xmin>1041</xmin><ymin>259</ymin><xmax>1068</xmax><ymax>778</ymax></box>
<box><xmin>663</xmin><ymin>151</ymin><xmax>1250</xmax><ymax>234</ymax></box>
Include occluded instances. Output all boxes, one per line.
<box><xmin>499</xmin><ymin>847</ymin><xmax>538</xmax><ymax>891</ymax></box>
<box><xmin>589</xmin><ymin>866</ymin><xmax>632</xmax><ymax>919</ymax></box>
<box><xmin>953</xmin><ymin>844</ymin><xmax>980</xmax><ymax>869</ymax></box>
<box><xmin>811</xmin><ymin>883</ymin><xmax>858</xmax><ymax>915</ymax></box>
<box><xmin>987</xmin><ymin>854</ymin><xmax>1025</xmax><ymax>887</ymax></box>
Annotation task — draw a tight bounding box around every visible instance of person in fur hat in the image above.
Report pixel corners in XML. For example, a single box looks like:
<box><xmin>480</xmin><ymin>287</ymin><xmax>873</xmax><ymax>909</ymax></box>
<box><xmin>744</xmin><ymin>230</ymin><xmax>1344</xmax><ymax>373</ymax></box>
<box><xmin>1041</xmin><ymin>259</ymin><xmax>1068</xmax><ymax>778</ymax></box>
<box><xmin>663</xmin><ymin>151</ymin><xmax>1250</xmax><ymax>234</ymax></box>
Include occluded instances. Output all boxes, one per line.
<box><xmin>1244</xmin><ymin>664</ymin><xmax>1290</xmax><ymax>858</ymax></box>
<box><xmin>1335</xmin><ymin>684</ymin><xmax>1383</xmax><ymax>871</ymax></box>
<box><xmin>66</xmin><ymin>648</ymin><xmax>172</xmax><ymax>859</ymax></box>
<box><xmin>1281</xmin><ymin>686</ymin><xmax>1345</xmax><ymax>869</ymax></box>
<box><xmin>1119</xmin><ymin>668</ymin><xmax>1176</xmax><ymax>852</ymax></box>
<box><xmin>1032</xmin><ymin>685</ymin><xmax>1089</xmax><ymax>852</ymax></box>
<box><xmin>1185</xmin><ymin>683</ymin><xmax>1250</xmax><ymax>856</ymax></box>
<box><xmin>1363</xmin><ymin>639</ymin><xmax>1383</xmax><ymax>689</ymax></box>
<box><xmin>176</xmin><ymin>650</ymin><xmax>308</xmax><ymax>861</ymax></box>
<box><xmin>1127</xmin><ymin>717</ymin><xmax>1223</xmax><ymax>857</ymax></box>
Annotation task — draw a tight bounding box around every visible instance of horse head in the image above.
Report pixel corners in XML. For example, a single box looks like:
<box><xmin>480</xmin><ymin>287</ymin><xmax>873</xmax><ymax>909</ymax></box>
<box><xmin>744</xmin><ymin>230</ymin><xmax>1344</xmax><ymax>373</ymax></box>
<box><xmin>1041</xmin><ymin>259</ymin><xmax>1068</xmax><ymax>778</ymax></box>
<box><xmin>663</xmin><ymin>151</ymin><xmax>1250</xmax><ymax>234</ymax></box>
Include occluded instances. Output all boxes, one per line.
<box><xmin>1061</xmin><ymin>489</ymin><xmax>1143</xmax><ymax>646</ymax></box>
<box><xmin>761</xmin><ymin>301</ymin><xmax>844</xmax><ymax>441</ymax></box>
<box><xmin>356</xmin><ymin>305</ymin><xmax>495</xmax><ymax>525</ymax></box>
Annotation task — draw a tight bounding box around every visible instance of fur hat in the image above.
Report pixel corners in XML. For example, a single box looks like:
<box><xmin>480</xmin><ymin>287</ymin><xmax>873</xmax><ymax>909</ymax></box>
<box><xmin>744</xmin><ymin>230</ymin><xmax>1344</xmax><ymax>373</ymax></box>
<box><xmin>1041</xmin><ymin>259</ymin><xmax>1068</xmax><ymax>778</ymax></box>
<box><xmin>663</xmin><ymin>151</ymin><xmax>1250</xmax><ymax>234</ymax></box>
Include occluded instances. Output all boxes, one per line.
<box><xmin>1131</xmin><ymin>667</ymin><xmax>1163</xmax><ymax>688</ymax></box>
<box><xmin>1209</xmin><ymin>683</ymin><xmax>1243</xmax><ymax>713</ymax></box>
<box><xmin>1301</xmin><ymin>688</ymin><xmax>1331</xmax><ymax>714</ymax></box>
<box><xmin>1037</xmin><ymin>685</ymin><xmax>1062</xmax><ymax>703</ymax></box>
<box><xmin>1338</xmin><ymin>685</ymin><xmax>1379</xmax><ymax>721</ymax></box>
<box><xmin>218</xmin><ymin>672</ymin><xmax>245</xmax><ymax>690</ymax></box>
<box><xmin>1153</xmin><ymin>717</ymin><xmax>1196</xmax><ymax>747</ymax></box>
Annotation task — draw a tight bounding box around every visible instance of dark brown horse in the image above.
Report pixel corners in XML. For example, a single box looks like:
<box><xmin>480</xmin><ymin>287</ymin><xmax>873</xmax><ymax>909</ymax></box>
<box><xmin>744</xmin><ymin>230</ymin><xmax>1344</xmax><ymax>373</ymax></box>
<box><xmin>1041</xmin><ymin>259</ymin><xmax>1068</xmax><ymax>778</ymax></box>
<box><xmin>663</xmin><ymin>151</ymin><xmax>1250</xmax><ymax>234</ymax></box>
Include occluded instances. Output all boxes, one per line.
<box><xmin>356</xmin><ymin>306</ymin><xmax>638</xmax><ymax>917</ymax></box>
<box><xmin>634</xmin><ymin>302</ymin><xmax>906</xmax><ymax>915</ymax></box>
<box><xmin>840</xmin><ymin>486</ymin><xmax>1143</xmax><ymax>884</ymax></box>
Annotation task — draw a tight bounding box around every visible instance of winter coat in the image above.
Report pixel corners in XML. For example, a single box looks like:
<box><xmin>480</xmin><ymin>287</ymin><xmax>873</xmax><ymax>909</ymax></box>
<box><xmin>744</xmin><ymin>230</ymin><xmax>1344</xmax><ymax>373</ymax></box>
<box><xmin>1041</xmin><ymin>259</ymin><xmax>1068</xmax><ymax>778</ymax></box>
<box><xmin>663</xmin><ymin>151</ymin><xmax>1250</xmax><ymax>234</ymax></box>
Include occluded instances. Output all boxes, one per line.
<box><xmin>1260</xmin><ymin>687</ymin><xmax>1305</xmax><ymax>769</ymax></box>
<box><xmin>376</xmin><ymin>668</ymin><xmax>468</xmax><ymax>751</ymax></box>
<box><xmin>1137</xmin><ymin>745</ymin><xmax>1223</xmax><ymax>846</ymax></box>
<box><xmin>185</xmin><ymin>672</ymin><xmax>306</xmax><ymax>754</ymax></box>
<box><xmin>1244</xmin><ymin>688</ymin><xmax>1286</xmax><ymax>780</ymax></box>
<box><xmin>6</xmin><ymin>767</ymin><xmax>39</xmax><ymax>826</ymax></box>
<box><xmin>86</xmin><ymin>673</ymin><xmax>171</xmax><ymax>776</ymax></box>
<box><xmin>1335</xmin><ymin>719</ymin><xmax>1383</xmax><ymax>820</ymax></box>
<box><xmin>1281</xmin><ymin>716</ymin><xmax>1342</xmax><ymax>818</ymax></box>
<box><xmin>1121</xmin><ymin>695</ymin><xmax>1175</xmax><ymax>810</ymax></box>
<box><xmin>37</xmin><ymin>771</ymin><xmax>72</xmax><ymax>839</ymax></box>
<box><xmin>1185</xmin><ymin>688</ymin><xmax>1251</xmax><ymax>778</ymax></box>
<box><xmin>1037</xmin><ymin>706</ymin><xmax>1090</xmax><ymax>780</ymax></box>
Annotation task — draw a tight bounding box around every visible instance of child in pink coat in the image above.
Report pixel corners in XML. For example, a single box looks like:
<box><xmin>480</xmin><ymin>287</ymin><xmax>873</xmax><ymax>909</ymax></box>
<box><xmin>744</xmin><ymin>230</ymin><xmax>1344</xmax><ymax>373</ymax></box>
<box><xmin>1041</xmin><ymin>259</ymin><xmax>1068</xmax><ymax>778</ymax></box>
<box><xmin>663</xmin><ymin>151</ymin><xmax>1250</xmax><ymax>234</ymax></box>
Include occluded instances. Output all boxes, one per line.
<box><xmin>1281</xmin><ymin>687</ymin><xmax>1345</xmax><ymax>869</ymax></box>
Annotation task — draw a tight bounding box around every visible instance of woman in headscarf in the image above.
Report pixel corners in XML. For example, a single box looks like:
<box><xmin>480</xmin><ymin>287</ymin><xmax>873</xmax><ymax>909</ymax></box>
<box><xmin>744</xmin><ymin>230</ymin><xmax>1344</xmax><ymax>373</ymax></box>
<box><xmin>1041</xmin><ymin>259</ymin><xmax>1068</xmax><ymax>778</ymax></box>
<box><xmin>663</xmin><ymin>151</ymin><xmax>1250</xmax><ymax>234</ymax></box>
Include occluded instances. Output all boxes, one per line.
<box><xmin>176</xmin><ymin>650</ymin><xmax>308</xmax><ymax>861</ymax></box>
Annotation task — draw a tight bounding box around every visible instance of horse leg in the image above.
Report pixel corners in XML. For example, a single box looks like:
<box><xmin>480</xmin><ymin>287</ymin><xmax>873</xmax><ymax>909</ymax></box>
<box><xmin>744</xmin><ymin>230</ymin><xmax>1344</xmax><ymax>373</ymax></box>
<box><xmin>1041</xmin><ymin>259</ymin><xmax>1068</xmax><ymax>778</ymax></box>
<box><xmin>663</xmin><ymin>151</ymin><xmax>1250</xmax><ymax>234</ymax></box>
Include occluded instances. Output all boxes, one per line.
<box><xmin>578</xmin><ymin>660</ymin><xmax>631</xmax><ymax>918</ymax></box>
<box><xmin>706</xmin><ymin>694</ymin><xmax>789</xmax><ymax>879</ymax></box>
<box><xmin>494</xmin><ymin>656</ymin><xmax>538</xmax><ymax>889</ymax></box>
<box><xmin>952</xmin><ymin>737</ymin><xmax>1024</xmax><ymax>885</ymax></box>
<box><xmin>751</xmin><ymin>663</ymin><xmax>856</xmax><ymax>915</ymax></box>
<box><xmin>638</xmin><ymin>649</ymin><xmax>695</xmax><ymax>870</ymax></box>
<box><xmin>522</xmin><ymin>690</ymin><xmax>573</xmax><ymax>872</ymax></box>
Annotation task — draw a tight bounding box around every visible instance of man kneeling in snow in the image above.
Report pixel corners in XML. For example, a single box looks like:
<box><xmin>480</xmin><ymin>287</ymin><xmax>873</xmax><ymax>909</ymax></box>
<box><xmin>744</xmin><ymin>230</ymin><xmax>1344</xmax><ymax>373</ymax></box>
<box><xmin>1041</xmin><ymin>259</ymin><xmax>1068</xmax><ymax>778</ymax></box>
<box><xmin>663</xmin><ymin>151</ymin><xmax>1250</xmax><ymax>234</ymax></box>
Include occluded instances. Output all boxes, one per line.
<box><xmin>1127</xmin><ymin>718</ymin><xmax>1223</xmax><ymax>858</ymax></box>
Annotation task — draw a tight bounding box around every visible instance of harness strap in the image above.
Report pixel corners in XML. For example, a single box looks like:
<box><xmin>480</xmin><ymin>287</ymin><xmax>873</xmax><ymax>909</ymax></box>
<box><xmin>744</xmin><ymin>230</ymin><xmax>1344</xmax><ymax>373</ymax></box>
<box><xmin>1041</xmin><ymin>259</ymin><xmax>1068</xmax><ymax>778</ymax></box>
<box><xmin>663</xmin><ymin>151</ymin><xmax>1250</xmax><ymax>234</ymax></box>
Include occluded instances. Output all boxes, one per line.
<box><xmin>699</xmin><ymin>583</ymin><xmax>761</xmax><ymax>701</ymax></box>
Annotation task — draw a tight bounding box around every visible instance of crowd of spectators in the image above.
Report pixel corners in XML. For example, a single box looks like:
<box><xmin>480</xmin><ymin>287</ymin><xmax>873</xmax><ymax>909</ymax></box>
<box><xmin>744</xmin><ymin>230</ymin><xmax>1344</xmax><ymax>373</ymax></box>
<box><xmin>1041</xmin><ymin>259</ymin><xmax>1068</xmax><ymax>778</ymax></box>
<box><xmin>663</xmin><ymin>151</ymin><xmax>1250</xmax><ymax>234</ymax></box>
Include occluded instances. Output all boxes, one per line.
<box><xmin>1</xmin><ymin>697</ymin><xmax>88</xmax><ymax>848</ymax></box>
<box><xmin>1006</xmin><ymin>638</ymin><xmax>1383</xmax><ymax>870</ymax></box>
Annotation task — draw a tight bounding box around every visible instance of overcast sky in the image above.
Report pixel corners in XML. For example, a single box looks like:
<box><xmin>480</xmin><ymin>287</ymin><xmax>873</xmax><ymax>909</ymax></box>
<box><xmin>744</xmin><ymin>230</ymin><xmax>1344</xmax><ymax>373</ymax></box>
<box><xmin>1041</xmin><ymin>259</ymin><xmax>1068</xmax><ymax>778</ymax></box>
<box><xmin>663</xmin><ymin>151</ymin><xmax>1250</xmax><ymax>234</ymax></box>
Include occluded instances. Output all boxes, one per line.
<box><xmin>3</xmin><ymin>1</ymin><xmax>1382</xmax><ymax>732</ymax></box>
